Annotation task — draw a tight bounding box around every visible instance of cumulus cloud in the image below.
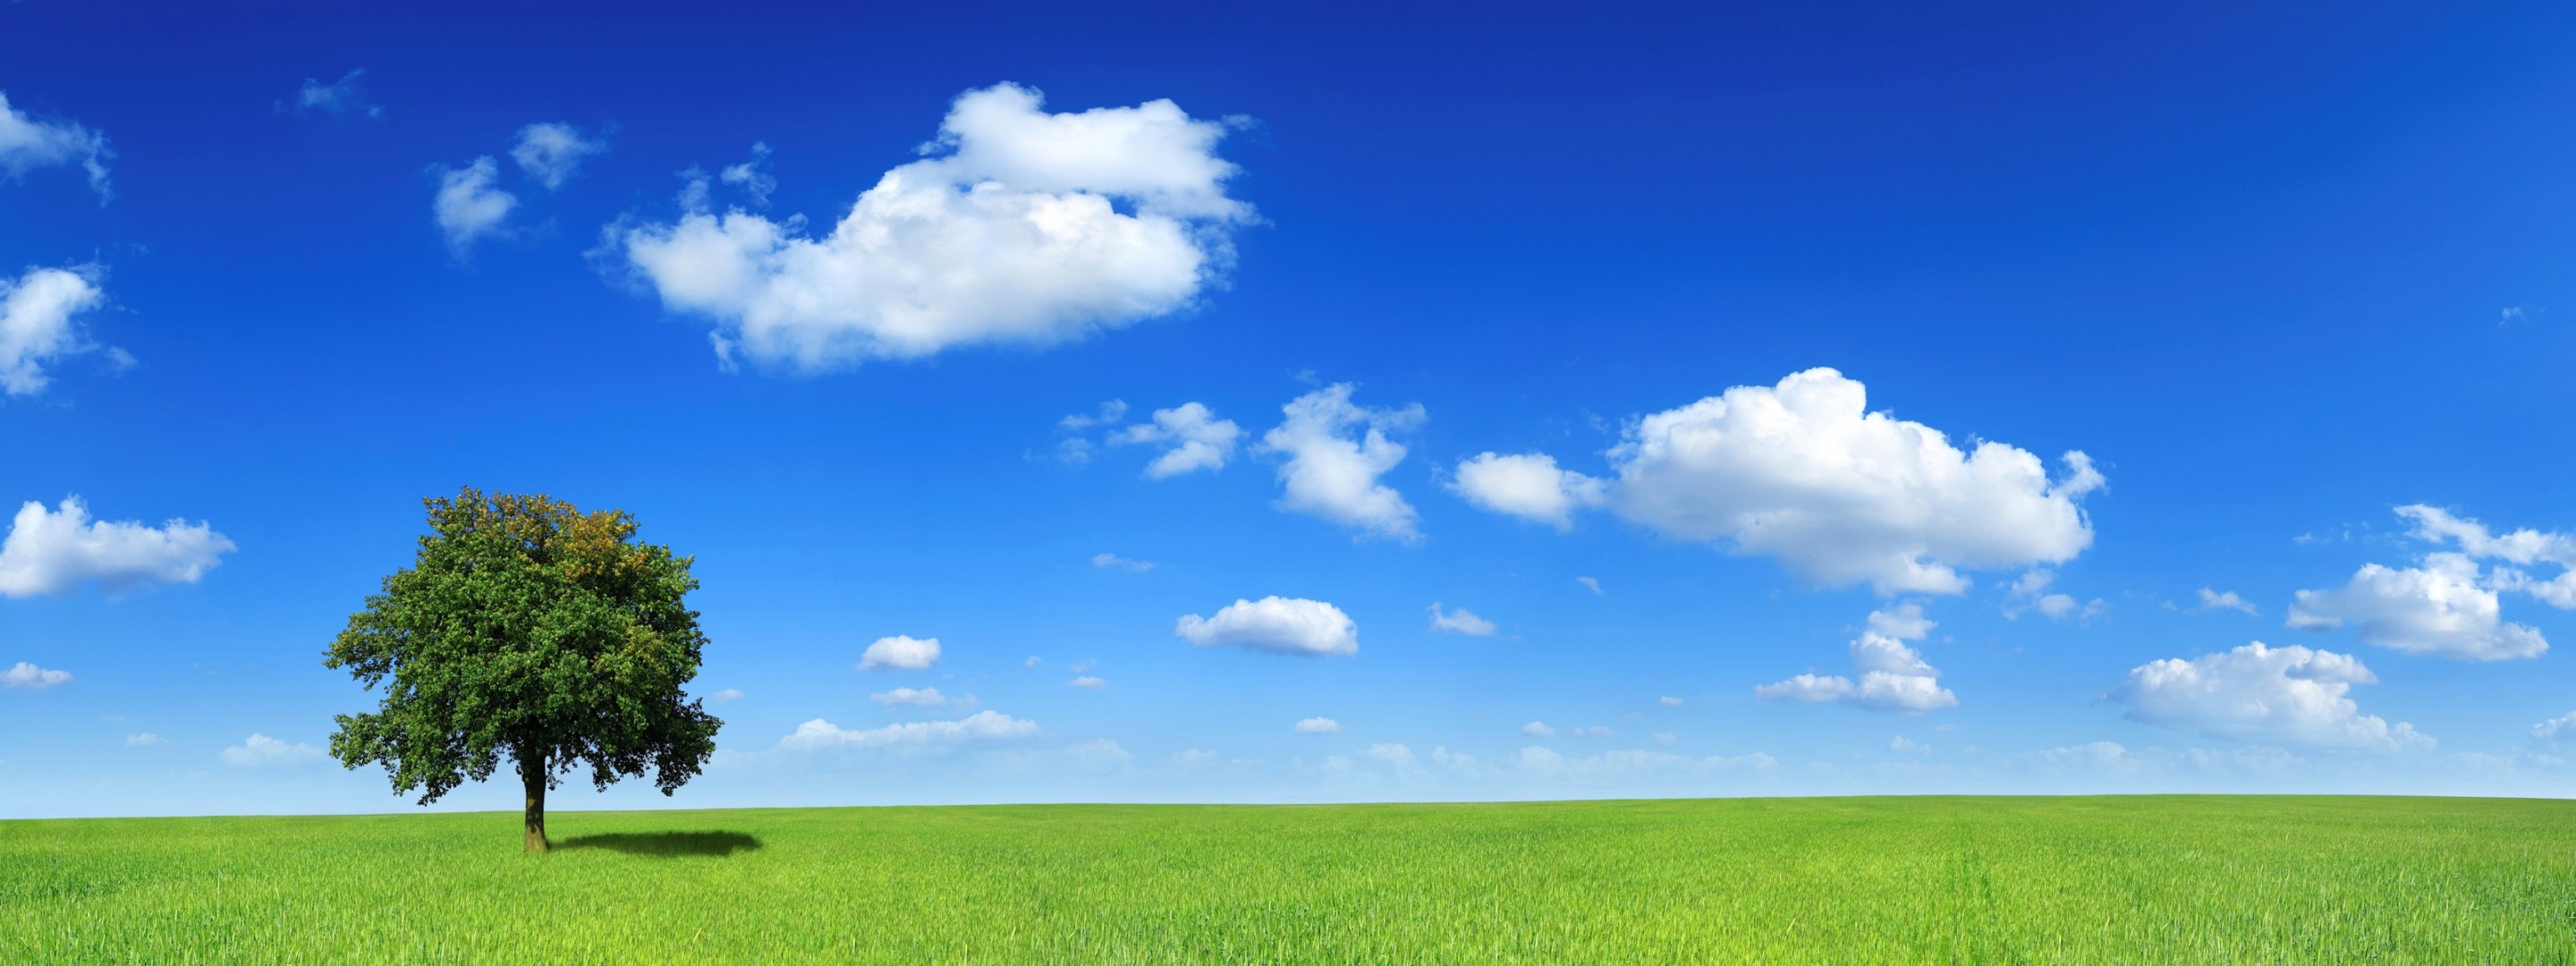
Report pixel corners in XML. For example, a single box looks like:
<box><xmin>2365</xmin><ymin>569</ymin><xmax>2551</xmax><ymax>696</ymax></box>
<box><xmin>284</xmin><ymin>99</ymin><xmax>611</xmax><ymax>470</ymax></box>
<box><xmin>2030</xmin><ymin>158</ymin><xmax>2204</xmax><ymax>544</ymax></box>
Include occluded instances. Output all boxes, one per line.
<box><xmin>1521</xmin><ymin>721</ymin><xmax>1555</xmax><ymax>737</ymax></box>
<box><xmin>511</xmin><ymin>123</ymin><xmax>607</xmax><ymax>191</ymax></box>
<box><xmin>1426</xmin><ymin>603</ymin><xmax>1496</xmax><ymax>636</ymax></box>
<box><xmin>1091</xmin><ymin>552</ymin><xmax>1154</xmax><ymax>572</ymax></box>
<box><xmin>2</xmin><ymin>266</ymin><xmax>110</xmax><ymax>397</ymax></box>
<box><xmin>2109</xmin><ymin>641</ymin><xmax>2433</xmax><ymax>753</ymax></box>
<box><xmin>1176</xmin><ymin>596</ymin><xmax>1358</xmax><ymax>657</ymax></box>
<box><xmin>1293</xmin><ymin>716</ymin><xmax>1341</xmax><ymax>734</ymax></box>
<box><xmin>0</xmin><ymin>497</ymin><xmax>235</xmax><ymax>597</ymax></box>
<box><xmin>1463</xmin><ymin>369</ymin><xmax>2102</xmax><ymax>595</ymax></box>
<box><xmin>2003</xmin><ymin>569</ymin><xmax>2106</xmax><ymax>623</ymax></box>
<box><xmin>220</xmin><ymin>733</ymin><xmax>327</xmax><ymax>768</ymax></box>
<box><xmin>2397</xmin><ymin>504</ymin><xmax>2576</xmax><ymax>610</ymax></box>
<box><xmin>2288</xmin><ymin>554</ymin><xmax>2546</xmax><ymax>660</ymax></box>
<box><xmin>1449</xmin><ymin>453</ymin><xmax>1604</xmax><ymax>530</ymax></box>
<box><xmin>1756</xmin><ymin>603</ymin><xmax>1957</xmax><ymax>713</ymax></box>
<box><xmin>1066</xmin><ymin>675</ymin><xmax>1104</xmax><ymax>690</ymax></box>
<box><xmin>433</xmin><ymin>157</ymin><xmax>516</xmax><ymax>258</ymax></box>
<box><xmin>857</xmin><ymin>634</ymin><xmax>941</xmax><ymax>671</ymax></box>
<box><xmin>2</xmin><ymin>661</ymin><xmax>70</xmax><ymax>689</ymax></box>
<box><xmin>0</xmin><ymin>91</ymin><xmax>112</xmax><ymax>200</ymax></box>
<box><xmin>1261</xmin><ymin>384</ymin><xmax>1426</xmax><ymax>541</ymax></box>
<box><xmin>2196</xmin><ymin>588</ymin><xmax>2258</xmax><ymax>615</ymax></box>
<box><xmin>779</xmin><ymin>710</ymin><xmax>1038</xmax><ymax>750</ymax></box>
<box><xmin>869</xmin><ymin>686</ymin><xmax>947</xmax><ymax>707</ymax></box>
<box><xmin>708</xmin><ymin>688</ymin><xmax>745</xmax><ymax>703</ymax></box>
<box><xmin>281</xmin><ymin>69</ymin><xmax>381</xmax><ymax>118</ymax></box>
<box><xmin>1113</xmin><ymin>402</ymin><xmax>1242</xmax><ymax>478</ymax></box>
<box><xmin>616</xmin><ymin>82</ymin><xmax>1250</xmax><ymax>370</ymax></box>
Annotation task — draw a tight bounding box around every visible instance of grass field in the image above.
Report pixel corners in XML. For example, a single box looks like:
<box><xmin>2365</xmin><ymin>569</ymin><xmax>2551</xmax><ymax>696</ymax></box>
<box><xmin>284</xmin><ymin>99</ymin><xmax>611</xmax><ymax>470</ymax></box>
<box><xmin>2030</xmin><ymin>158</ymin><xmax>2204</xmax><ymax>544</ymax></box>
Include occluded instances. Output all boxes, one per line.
<box><xmin>4</xmin><ymin>795</ymin><xmax>2572</xmax><ymax>963</ymax></box>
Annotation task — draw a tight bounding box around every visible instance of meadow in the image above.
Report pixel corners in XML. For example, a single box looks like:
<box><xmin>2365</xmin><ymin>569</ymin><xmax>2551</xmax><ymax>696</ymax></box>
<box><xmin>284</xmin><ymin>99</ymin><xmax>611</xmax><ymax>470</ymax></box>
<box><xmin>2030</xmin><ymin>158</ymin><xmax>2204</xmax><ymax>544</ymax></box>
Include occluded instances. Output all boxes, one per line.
<box><xmin>4</xmin><ymin>795</ymin><xmax>2572</xmax><ymax>963</ymax></box>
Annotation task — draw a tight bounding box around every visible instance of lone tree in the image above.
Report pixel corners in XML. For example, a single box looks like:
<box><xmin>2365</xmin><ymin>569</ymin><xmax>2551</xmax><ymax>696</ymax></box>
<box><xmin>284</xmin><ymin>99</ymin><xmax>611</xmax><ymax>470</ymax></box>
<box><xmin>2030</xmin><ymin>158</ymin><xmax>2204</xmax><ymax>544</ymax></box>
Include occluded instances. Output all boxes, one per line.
<box><xmin>326</xmin><ymin>488</ymin><xmax>721</xmax><ymax>852</ymax></box>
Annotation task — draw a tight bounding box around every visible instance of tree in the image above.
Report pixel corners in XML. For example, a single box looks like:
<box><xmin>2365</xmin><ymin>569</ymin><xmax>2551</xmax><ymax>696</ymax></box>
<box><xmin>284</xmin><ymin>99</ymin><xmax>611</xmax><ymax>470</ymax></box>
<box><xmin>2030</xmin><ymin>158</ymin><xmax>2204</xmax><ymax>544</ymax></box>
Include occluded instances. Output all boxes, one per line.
<box><xmin>326</xmin><ymin>488</ymin><xmax>721</xmax><ymax>852</ymax></box>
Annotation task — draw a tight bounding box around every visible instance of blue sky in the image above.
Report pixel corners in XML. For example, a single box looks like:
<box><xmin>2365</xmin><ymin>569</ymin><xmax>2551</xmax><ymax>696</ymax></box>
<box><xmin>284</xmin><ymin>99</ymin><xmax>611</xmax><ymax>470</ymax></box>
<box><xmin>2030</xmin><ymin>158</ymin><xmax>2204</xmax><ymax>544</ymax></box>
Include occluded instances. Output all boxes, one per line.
<box><xmin>5</xmin><ymin>2</ymin><xmax>2576</xmax><ymax>818</ymax></box>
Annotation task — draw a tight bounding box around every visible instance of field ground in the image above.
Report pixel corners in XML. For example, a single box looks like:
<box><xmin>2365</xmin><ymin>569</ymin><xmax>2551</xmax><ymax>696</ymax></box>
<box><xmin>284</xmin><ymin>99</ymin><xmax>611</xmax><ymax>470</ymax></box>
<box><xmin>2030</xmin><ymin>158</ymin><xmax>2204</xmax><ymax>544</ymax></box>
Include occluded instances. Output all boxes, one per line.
<box><xmin>4</xmin><ymin>795</ymin><xmax>2573</xmax><ymax>962</ymax></box>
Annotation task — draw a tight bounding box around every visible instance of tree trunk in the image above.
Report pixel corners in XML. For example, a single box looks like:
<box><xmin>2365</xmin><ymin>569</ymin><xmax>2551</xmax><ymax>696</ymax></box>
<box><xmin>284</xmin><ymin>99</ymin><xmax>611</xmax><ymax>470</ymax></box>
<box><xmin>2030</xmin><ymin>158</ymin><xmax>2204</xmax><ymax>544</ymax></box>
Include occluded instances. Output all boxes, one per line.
<box><xmin>521</xmin><ymin>753</ymin><xmax>548</xmax><ymax>853</ymax></box>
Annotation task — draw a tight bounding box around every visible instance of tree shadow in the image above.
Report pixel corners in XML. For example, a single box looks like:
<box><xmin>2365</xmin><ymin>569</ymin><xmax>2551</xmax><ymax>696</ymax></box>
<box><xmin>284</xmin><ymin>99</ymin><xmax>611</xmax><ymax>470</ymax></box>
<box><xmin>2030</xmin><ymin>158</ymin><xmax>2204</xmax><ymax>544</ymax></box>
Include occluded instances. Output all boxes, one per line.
<box><xmin>553</xmin><ymin>831</ymin><xmax>763</xmax><ymax>858</ymax></box>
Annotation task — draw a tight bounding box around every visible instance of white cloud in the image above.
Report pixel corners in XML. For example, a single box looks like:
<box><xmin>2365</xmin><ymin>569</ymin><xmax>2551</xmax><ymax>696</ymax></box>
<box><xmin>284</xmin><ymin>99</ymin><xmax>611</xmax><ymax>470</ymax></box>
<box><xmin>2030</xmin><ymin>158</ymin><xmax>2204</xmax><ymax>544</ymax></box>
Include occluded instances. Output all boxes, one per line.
<box><xmin>0</xmin><ymin>497</ymin><xmax>236</xmax><ymax>597</ymax></box>
<box><xmin>869</xmin><ymin>686</ymin><xmax>947</xmax><ymax>707</ymax></box>
<box><xmin>779</xmin><ymin>710</ymin><xmax>1038</xmax><ymax>750</ymax></box>
<box><xmin>1521</xmin><ymin>721</ymin><xmax>1555</xmax><ymax>737</ymax></box>
<box><xmin>1176</xmin><ymin>596</ymin><xmax>1358</xmax><ymax>657</ymax></box>
<box><xmin>1114</xmin><ymin>402</ymin><xmax>1241</xmax><ymax>478</ymax></box>
<box><xmin>1658</xmin><ymin>696</ymin><xmax>1684</xmax><ymax>707</ymax></box>
<box><xmin>1091</xmin><ymin>552</ymin><xmax>1154</xmax><ymax>572</ymax></box>
<box><xmin>2196</xmin><ymin>588</ymin><xmax>2258</xmax><ymax>615</ymax></box>
<box><xmin>1889</xmin><ymin>735</ymin><xmax>1929</xmax><ymax>754</ymax></box>
<box><xmin>1652</xmin><ymin>732</ymin><xmax>1677</xmax><ymax>746</ymax></box>
<box><xmin>124</xmin><ymin>733</ymin><xmax>169</xmax><ymax>748</ymax></box>
<box><xmin>1570</xmin><ymin>725</ymin><xmax>1614</xmax><ymax>739</ymax></box>
<box><xmin>1023</xmin><ymin>655</ymin><xmax>1042</xmax><ymax>668</ymax></box>
<box><xmin>1292</xmin><ymin>716</ymin><xmax>1341</xmax><ymax>734</ymax></box>
<box><xmin>1364</xmin><ymin>742</ymin><xmax>1419</xmax><ymax>768</ymax></box>
<box><xmin>1756</xmin><ymin>604</ymin><xmax>1957</xmax><ymax>713</ymax></box>
<box><xmin>2288</xmin><ymin>554</ymin><xmax>2546</xmax><ymax>660</ymax></box>
<box><xmin>433</xmin><ymin>157</ymin><xmax>516</xmax><ymax>258</ymax></box>
<box><xmin>857</xmin><ymin>634</ymin><xmax>941</xmax><ymax>671</ymax></box>
<box><xmin>1470</xmin><ymin>369</ymin><xmax>2101</xmax><ymax>596</ymax></box>
<box><xmin>283</xmin><ymin>69</ymin><xmax>381</xmax><ymax>119</ymax></box>
<box><xmin>1426</xmin><ymin>603</ymin><xmax>1496</xmax><ymax>636</ymax></box>
<box><xmin>1066</xmin><ymin>675</ymin><xmax>1104</xmax><ymax>690</ymax></box>
<box><xmin>720</xmin><ymin>142</ymin><xmax>776</xmax><ymax>207</ymax></box>
<box><xmin>0</xmin><ymin>91</ymin><xmax>112</xmax><ymax>199</ymax></box>
<box><xmin>2</xmin><ymin>266</ymin><xmax>110</xmax><ymax>397</ymax></box>
<box><xmin>708</xmin><ymin>688</ymin><xmax>745</xmax><ymax>703</ymax></box>
<box><xmin>2002</xmin><ymin>569</ymin><xmax>2106</xmax><ymax>623</ymax></box>
<box><xmin>616</xmin><ymin>82</ymin><xmax>1251</xmax><ymax>370</ymax></box>
<box><xmin>1260</xmin><ymin>384</ymin><xmax>1425</xmax><ymax>541</ymax></box>
<box><xmin>1448</xmin><ymin>453</ymin><xmax>1604</xmax><ymax>530</ymax></box>
<box><xmin>220</xmin><ymin>733</ymin><xmax>327</xmax><ymax>769</ymax></box>
<box><xmin>2397</xmin><ymin>504</ymin><xmax>2576</xmax><ymax>610</ymax></box>
<box><xmin>2109</xmin><ymin>641</ymin><xmax>2433</xmax><ymax>752</ymax></box>
<box><xmin>510</xmin><ymin>123</ymin><xmax>607</xmax><ymax>191</ymax></box>
<box><xmin>1</xmin><ymin>661</ymin><xmax>70</xmax><ymax>689</ymax></box>
<box><xmin>1576</xmin><ymin>576</ymin><xmax>1604</xmax><ymax>596</ymax></box>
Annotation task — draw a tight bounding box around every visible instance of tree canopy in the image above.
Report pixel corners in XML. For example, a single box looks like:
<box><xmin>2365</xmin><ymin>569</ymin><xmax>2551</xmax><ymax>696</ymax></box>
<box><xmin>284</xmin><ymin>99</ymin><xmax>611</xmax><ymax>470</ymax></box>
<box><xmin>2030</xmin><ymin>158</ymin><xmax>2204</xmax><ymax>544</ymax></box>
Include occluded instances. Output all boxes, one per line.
<box><xmin>326</xmin><ymin>488</ymin><xmax>721</xmax><ymax>851</ymax></box>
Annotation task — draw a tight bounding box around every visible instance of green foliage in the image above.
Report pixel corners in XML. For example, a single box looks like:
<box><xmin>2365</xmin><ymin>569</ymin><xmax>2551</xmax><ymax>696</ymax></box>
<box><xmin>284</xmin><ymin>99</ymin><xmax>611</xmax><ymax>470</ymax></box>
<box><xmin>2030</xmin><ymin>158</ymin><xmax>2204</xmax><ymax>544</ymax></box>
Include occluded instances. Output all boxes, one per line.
<box><xmin>7</xmin><ymin>796</ymin><xmax>2576</xmax><ymax>962</ymax></box>
<box><xmin>325</xmin><ymin>488</ymin><xmax>720</xmax><ymax>809</ymax></box>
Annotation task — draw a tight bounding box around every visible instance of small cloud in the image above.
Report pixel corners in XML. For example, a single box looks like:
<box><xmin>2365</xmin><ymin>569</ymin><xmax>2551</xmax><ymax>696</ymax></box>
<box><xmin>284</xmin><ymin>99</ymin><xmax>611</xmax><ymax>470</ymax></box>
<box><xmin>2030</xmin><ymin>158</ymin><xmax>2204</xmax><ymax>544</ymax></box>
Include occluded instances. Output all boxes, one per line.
<box><xmin>1</xmin><ymin>661</ymin><xmax>71</xmax><ymax>689</ymax></box>
<box><xmin>1293</xmin><ymin>716</ymin><xmax>1340</xmax><ymax>734</ymax></box>
<box><xmin>858</xmin><ymin>635</ymin><xmax>941</xmax><ymax>671</ymax></box>
<box><xmin>708</xmin><ymin>688</ymin><xmax>746</xmax><ymax>703</ymax></box>
<box><xmin>2501</xmin><ymin>305</ymin><xmax>2529</xmax><ymax>325</ymax></box>
<box><xmin>279</xmin><ymin>69</ymin><xmax>382</xmax><ymax>118</ymax></box>
<box><xmin>1658</xmin><ymin>696</ymin><xmax>1684</xmax><ymax>708</ymax></box>
<box><xmin>0</xmin><ymin>91</ymin><xmax>114</xmax><ymax>201</ymax></box>
<box><xmin>220</xmin><ymin>733</ymin><xmax>327</xmax><ymax>769</ymax></box>
<box><xmin>1653</xmin><ymin>732</ymin><xmax>1677</xmax><ymax>746</ymax></box>
<box><xmin>1427</xmin><ymin>603</ymin><xmax>1497</xmax><ymax>636</ymax></box>
<box><xmin>2195</xmin><ymin>588</ymin><xmax>2258</xmax><ymax>615</ymax></box>
<box><xmin>718</xmin><ymin>142</ymin><xmax>776</xmax><ymax>207</ymax></box>
<box><xmin>1521</xmin><ymin>721</ymin><xmax>1555</xmax><ymax>737</ymax></box>
<box><xmin>509</xmin><ymin>122</ymin><xmax>608</xmax><ymax>191</ymax></box>
<box><xmin>1092</xmin><ymin>552</ymin><xmax>1155</xmax><ymax>572</ymax></box>
<box><xmin>432</xmin><ymin>157</ymin><xmax>515</xmax><ymax>258</ymax></box>
<box><xmin>124</xmin><ymin>732</ymin><xmax>170</xmax><ymax>748</ymax></box>
<box><xmin>1177</xmin><ymin>597</ymin><xmax>1358</xmax><ymax>657</ymax></box>
<box><xmin>1576</xmin><ymin>576</ymin><xmax>1604</xmax><ymax>596</ymax></box>
<box><xmin>1066</xmin><ymin>675</ymin><xmax>1105</xmax><ymax>690</ymax></box>
<box><xmin>780</xmin><ymin>710</ymin><xmax>1038</xmax><ymax>751</ymax></box>
<box><xmin>1571</xmin><ymin>725</ymin><xmax>1614</xmax><ymax>739</ymax></box>
<box><xmin>869</xmin><ymin>686</ymin><xmax>947</xmax><ymax>707</ymax></box>
<box><xmin>1023</xmin><ymin>656</ymin><xmax>1042</xmax><ymax>669</ymax></box>
<box><xmin>1890</xmin><ymin>735</ymin><xmax>1929</xmax><ymax>754</ymax></box>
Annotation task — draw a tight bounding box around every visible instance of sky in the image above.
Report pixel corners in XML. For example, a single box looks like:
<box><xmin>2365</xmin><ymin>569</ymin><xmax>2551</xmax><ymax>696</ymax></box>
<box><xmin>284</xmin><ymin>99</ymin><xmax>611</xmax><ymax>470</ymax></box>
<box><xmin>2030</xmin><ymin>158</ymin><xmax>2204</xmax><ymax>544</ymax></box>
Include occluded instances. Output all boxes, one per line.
<box><xmin>4</xmin><ymin>1</ymin><xmax>2576</xmax><ymax>818</ymax></box>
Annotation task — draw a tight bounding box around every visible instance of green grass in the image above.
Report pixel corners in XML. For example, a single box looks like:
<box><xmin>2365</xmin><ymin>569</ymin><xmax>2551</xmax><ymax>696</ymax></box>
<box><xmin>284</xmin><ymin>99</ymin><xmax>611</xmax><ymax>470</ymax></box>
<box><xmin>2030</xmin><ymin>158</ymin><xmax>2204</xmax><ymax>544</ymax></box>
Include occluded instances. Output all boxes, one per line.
<box><xmin>4</xmin><ymin>796</ymin><xmax>2572</xmax><ymax>963</ymax></box>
